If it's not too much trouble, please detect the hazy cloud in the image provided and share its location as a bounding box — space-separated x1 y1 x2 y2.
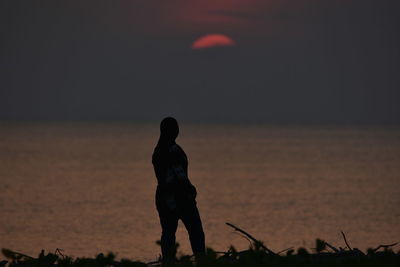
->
0 0 399 123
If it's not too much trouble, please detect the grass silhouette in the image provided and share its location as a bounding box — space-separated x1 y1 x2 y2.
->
2 223 399 267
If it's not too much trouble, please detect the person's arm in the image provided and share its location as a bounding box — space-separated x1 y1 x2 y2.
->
170 145 197 199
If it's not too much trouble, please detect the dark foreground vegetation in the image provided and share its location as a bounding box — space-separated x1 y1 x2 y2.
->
2 223 399 267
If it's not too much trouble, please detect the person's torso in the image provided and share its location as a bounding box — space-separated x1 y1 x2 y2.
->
153 143 197 209
152 143 189 188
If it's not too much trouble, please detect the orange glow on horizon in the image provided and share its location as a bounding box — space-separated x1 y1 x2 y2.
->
192 34 236 50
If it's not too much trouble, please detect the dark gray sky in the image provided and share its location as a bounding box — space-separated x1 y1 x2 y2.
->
1 0 399 123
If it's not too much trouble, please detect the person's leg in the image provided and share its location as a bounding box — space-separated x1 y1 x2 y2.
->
158 207 179 262
180 203 205 257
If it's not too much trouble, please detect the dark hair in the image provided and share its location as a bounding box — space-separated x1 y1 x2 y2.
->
160 117 179 141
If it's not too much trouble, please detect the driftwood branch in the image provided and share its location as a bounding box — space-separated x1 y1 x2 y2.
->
232 231 253 247
372 242 399 253
225 222 275 255
323 241 340 253
1 249 34 260
54 248 66 260
341 231 352 250
276 247 294 255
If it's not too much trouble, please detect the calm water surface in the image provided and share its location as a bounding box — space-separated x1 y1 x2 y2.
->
0 123 399 261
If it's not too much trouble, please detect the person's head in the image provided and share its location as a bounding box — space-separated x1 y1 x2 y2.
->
160 117 179 142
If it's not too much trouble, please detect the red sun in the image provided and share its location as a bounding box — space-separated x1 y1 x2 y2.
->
192 34 236 50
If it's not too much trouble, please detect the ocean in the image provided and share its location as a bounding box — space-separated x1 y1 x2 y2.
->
0 122 399 261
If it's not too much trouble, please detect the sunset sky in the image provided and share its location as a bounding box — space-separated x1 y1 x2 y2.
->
1 0 399 123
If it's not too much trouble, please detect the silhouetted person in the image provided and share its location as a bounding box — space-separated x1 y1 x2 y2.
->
152 117 205 262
